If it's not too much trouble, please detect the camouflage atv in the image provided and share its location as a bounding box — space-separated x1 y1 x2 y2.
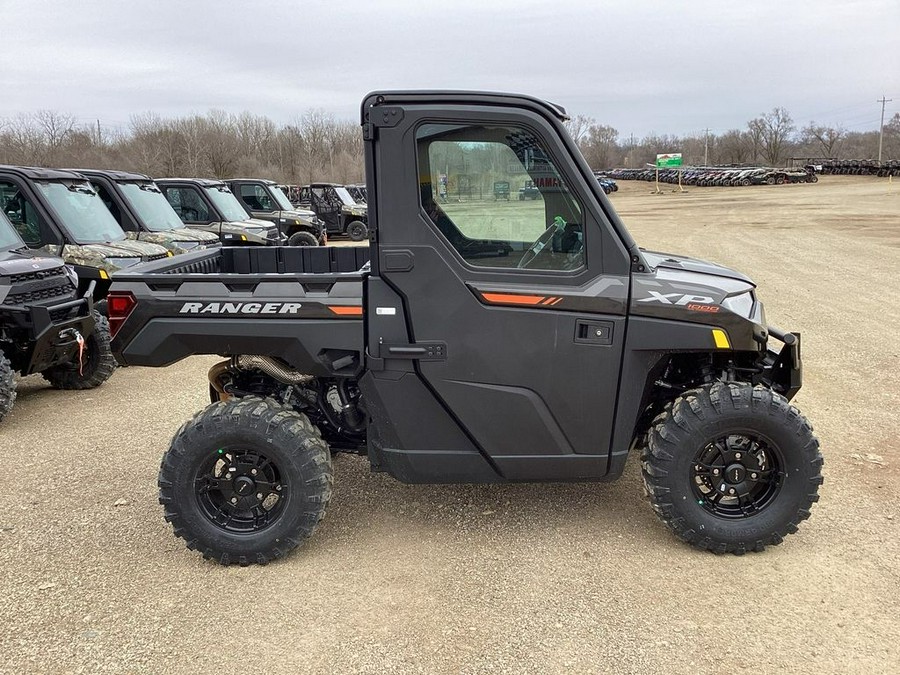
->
224 179 326 247
75 169 221 254
156 178 286 246
0 210 115 423
0 166 173 308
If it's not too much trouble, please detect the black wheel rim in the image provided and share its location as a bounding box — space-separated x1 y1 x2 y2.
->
194 447 288 533
690 433 784 519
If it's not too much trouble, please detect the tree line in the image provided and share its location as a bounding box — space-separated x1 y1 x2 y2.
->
0 106 898 184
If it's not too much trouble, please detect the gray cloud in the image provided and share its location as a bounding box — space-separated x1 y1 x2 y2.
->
2 0 897 136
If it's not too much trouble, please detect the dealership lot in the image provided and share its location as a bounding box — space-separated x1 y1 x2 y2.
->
2 176 898 674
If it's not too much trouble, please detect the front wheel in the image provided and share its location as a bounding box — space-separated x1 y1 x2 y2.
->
346 220 368 242
42 312 116 390
641 382 822 554
158 397 333 565
287 231 320 247
0 352 17 423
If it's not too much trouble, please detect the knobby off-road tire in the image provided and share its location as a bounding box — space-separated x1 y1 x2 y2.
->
347 220 368 242
158 397 333 566
0 352 16 423
641 382 823 554
287 230 319 247
42 311 116 390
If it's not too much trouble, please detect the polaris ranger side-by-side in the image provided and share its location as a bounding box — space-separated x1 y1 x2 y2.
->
224 178 326 247
0 211 115 422
156 178 286 246
75 169 221 254
0 165 173 307
109 91 822 565
298 183 369 241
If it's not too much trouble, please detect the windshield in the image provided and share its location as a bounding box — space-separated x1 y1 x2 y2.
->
37 181 126 244
204 186 250 222
0 211 25 251
119 182 184 232
268 185 295 211
333 187 356 206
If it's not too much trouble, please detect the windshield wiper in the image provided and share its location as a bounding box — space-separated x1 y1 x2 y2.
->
137 184 162 194
67 184 97 196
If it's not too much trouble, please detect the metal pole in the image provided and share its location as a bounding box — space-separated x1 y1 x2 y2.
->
877 96 892 164
704 128 709 166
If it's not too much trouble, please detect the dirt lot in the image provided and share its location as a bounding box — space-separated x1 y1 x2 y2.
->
3 176 899 674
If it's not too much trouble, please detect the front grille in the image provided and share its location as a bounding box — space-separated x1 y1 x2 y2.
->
6 282 73 306
8 266 67 284
147 252 169 261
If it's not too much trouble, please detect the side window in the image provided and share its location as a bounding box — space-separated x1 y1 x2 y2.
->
0 180 48 247
92 183 121 222
238 184 272 211
164 187 210 223
417 123 584 271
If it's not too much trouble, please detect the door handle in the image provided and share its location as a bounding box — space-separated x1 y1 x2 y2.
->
379 341 447 360
574 319 613 345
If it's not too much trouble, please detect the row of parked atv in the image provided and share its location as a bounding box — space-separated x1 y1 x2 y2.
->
0 165 371 425
606 166 818 187
815 159 900 176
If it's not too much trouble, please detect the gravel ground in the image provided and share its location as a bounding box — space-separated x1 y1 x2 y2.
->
2 176 898 674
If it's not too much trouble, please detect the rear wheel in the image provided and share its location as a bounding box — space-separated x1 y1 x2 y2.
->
287 231 319 247
347 220 368 242
0 353 16 423
641 382 822 554
42 311 116 390
158 397 332 565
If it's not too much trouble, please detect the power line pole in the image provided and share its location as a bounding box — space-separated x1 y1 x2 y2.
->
704 128 710 165
877 95 892 164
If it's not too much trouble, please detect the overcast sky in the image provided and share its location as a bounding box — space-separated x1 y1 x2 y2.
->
1 0 897 138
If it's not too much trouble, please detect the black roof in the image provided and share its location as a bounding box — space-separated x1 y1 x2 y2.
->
0 165 89 181
225 178 277 185
70 168 152 182
360 90 568 124
154 178 226 187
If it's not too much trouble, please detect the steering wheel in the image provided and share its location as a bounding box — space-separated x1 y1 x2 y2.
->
517 216 567 269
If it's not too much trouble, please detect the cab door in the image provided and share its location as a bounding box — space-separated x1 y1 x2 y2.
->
366 100 632 480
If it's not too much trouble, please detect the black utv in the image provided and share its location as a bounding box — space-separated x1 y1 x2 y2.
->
109 90 822 566
298 183 369 241
224 179 326 247
0 211 115 423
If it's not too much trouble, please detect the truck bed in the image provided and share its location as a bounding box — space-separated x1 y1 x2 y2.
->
110 246 370 375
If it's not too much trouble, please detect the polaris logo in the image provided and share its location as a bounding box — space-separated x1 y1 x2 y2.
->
638 292 715 306
179 302 303 315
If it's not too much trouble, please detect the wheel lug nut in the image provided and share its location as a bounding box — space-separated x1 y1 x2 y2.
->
729 488 736 495
256 493 263 500
275 485 282 492
751 472 758 479
251 469 257 475
735 453 742 460
712 469 720 476
230 497 238 504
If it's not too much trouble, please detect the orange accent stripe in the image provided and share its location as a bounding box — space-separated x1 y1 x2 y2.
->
540 297 555 305
481 292 546 306
328 305 363 316
549 297 563 306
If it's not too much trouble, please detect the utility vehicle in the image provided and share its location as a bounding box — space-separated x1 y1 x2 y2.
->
298 183 369 241
0 210 114 423
156 178 286 246
224 179 325 247
76 169 221 254
0 165 172 308
109 91 822 565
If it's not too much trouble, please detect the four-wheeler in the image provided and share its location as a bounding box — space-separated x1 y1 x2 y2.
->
156 178 286 246
224 178 326 247
75 169 221 254
518 179 541 200
108 90 822 566
0 210 115 423
0 165 173 308
297 183 369 241
493 181 511 200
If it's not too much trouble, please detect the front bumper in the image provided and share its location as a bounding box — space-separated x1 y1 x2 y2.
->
762 326 802 401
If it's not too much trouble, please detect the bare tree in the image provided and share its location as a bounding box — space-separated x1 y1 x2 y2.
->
564 114 594 145
758 107 795 166
801 123 846 158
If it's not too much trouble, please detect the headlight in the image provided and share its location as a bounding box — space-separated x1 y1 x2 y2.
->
721 291 755 318
175 241 200 250
105 257 142 270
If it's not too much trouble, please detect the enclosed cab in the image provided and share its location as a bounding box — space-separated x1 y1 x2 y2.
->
224 178 325 247
298 183 369 242
73 169 221 254
156 178 285 247
0 165 172 303
0 211 115 423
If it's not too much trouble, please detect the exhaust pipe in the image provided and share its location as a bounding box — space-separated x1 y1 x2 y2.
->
208 355 314 398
